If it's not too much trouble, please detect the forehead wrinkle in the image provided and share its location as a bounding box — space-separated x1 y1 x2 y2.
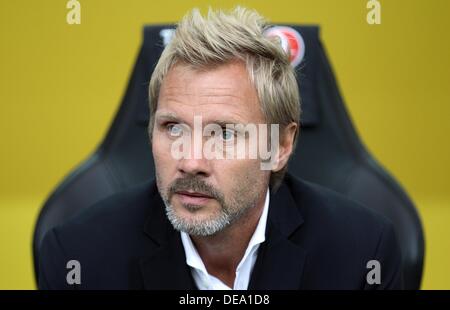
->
160 93 249 110
162 89 244 100
197 94 243 100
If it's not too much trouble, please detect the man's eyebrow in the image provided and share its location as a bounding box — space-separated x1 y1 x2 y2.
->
154 112 180 122
154 112 247 127
210 119 243 127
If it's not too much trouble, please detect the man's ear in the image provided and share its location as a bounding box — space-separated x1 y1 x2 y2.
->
272 122 298 172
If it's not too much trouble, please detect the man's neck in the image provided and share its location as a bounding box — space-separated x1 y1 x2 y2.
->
189 190 268 287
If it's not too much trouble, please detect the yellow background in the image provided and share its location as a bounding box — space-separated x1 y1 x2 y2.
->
1 0 449 289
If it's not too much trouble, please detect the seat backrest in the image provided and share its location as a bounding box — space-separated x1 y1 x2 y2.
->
33 25 424 289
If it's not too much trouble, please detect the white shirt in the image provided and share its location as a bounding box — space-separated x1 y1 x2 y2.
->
180 189 270 290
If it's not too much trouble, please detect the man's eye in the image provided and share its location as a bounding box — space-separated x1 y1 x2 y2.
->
221 129 235 141
167 124 182 137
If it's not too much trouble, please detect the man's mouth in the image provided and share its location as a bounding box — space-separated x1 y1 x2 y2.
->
175 190 214 206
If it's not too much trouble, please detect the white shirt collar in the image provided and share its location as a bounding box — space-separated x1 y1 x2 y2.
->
180 188 270 290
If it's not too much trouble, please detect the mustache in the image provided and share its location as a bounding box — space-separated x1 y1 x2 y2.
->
168 176 224 203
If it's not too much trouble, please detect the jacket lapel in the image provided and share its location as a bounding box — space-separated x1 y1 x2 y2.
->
249 179 307 289
139 232 197 290
139 183 197 290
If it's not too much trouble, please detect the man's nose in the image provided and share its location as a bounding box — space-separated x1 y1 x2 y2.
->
176 138 211 176
177 157 211 176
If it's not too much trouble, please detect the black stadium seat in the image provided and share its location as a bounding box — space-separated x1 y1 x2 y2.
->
33 25 425 289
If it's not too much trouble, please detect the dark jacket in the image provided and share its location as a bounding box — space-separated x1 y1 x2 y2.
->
38 173 403 289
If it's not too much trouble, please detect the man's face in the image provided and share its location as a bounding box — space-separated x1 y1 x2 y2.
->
152 61 271 236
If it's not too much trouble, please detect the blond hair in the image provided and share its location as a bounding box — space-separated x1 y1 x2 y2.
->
149 6 301 191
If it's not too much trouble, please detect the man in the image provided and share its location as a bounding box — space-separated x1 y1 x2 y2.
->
38 7 402 290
